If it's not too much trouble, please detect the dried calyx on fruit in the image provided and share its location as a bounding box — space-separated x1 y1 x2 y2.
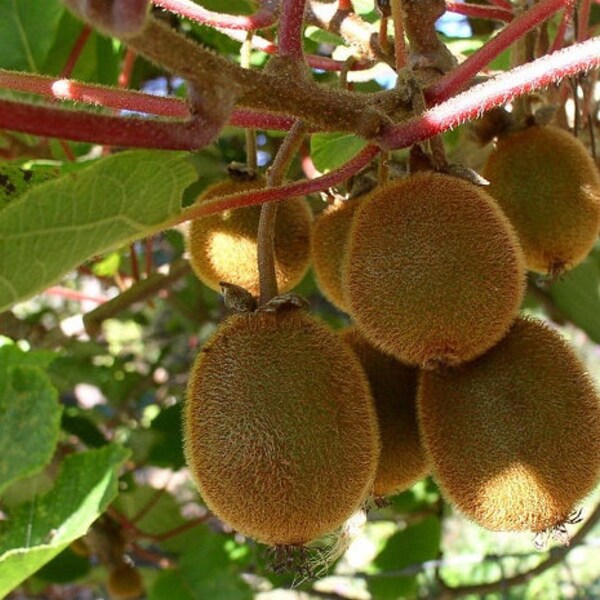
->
107 562 143 600
343 172 525 368
418 316 600 536
187 177 312 297
482 124 600 275
184 297 380 546
341 328 428 497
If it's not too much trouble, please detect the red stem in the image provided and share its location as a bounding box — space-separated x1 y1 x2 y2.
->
0 99 221 150
549 6 573 53
172 144 380 224
277 0 307 59
486 0 513 9
151 0 277 30
129 245 141 281
118 48 137 88
338 0 353 9
426 0 574 104
61 25 92 78
383 37 600 149
578 0 591 42
44 286 108 304
0 70 296 131
445 2 513 22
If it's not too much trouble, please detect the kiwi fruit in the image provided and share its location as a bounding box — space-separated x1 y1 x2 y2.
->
418 316 600 533
107 562 143 600
482 125 600 274
184 308 380 546
311 197 363 311
343 172 525 368
341 328 428 497
187 178 312 296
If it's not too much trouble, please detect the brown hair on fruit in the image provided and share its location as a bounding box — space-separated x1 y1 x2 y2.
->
418 316 600 533
187 178 312 296
107 562 143 600
482 125 600 274
341 328 428 497
311 197 363 312
184 308 380 546
343 172 525 368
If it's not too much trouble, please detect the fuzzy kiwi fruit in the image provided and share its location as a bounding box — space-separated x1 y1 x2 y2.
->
341 328 428 497
311 197 363 311
344 172 525 368
187 178 312 296
482 125 600 274
107 563 143 600
418 316 600 533
184 308 380 546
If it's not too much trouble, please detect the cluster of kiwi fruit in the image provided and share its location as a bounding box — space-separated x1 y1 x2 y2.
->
183 122 600 559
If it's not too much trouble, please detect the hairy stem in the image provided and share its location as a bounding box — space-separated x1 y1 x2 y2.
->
258 120 307 304
278 0 307 60
426 0 574 103
152 0 278 30
383 37 600 149
550 6 574 52
390 0 408 69
445 2 513 21
61 25 92 77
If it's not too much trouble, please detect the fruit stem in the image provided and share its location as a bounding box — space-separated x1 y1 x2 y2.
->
151 0 279 30
445 2 513 22
390 0 408 70
257 120 307 305
425 0 574 104
241 33 258 174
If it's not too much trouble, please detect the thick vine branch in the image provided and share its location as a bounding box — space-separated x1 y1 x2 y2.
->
278 0 307 60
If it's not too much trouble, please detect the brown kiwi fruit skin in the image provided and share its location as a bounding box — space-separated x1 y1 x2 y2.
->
107 563 143 600
343 172 526 369
418 316 600 533
187 178 312 296
341 328 428 497
482 125 600 274
184 309 380 546
311 197 363 311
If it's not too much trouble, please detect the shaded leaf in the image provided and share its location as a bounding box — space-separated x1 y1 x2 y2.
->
0 444 129 597
0 164 59 212
0 151 196 312
0 0 65 71
0 346 61 495
311 132 367 173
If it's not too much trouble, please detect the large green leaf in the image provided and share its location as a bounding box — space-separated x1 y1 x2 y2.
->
0 0 65 71
150 530 252 600
0 444 129 597
0 151 196 312
369 516 441 599
0 345 60 496
549 247 600 343
311 132 367 173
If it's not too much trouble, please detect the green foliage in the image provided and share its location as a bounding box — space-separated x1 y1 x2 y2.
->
0 0 64 71
0 344 61 495
0 150 196 312
0 444 129 596
311 132 368 173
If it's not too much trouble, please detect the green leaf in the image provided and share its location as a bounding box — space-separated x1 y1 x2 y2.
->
0 164 59 212
549 247 600 343
150 531 252 600
369 516 441 599
0 444 129 597
0 347 61 495
311 132 367 173
0 151 197 312
0 0 65 71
